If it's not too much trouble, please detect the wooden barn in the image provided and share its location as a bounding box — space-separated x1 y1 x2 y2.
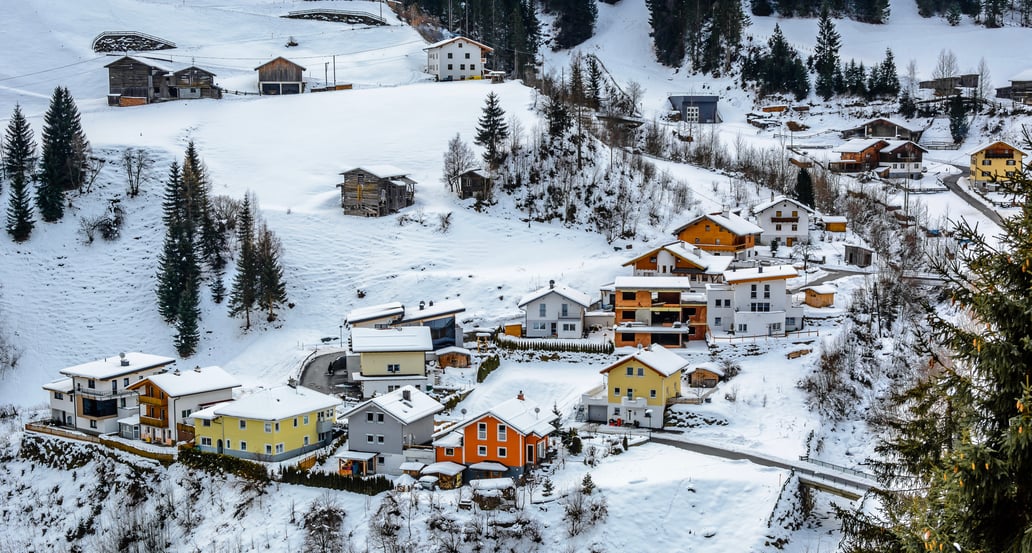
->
255 57 306 95
687 362 723 388
337 166 416 217
105 56 172 105
171 66 220 99
457 169 492 201
801 285 836 308
436 346 472 368
844 244 873 267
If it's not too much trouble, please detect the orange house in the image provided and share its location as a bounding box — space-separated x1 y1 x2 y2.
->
612 276 708 348
433 392 556 478
672 211 762 259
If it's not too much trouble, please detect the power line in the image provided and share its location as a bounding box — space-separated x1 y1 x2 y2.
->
0 56 108 83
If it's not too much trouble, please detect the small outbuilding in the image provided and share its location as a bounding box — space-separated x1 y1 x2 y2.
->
687 362 723 388
667 95 721 124
436 346 472 368
255 56 306 95
457 168 492 201
422 461 465 490
844 244 873 268
821 216 847 233
801 285 836 308
337 166 415 217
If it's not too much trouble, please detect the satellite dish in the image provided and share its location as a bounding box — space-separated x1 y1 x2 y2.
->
461 408 467 415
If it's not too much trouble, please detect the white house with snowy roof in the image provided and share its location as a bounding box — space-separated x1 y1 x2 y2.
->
346 299 465 349
423 36 493 82
350 327 434 398
338 385 444 475
122 365 241 444
45 352 176 435
517 280 592 338
751 195 814 247
706 265 804 337
621 240 733 283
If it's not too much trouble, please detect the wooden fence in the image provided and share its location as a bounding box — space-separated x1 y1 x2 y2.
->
25 422 176 464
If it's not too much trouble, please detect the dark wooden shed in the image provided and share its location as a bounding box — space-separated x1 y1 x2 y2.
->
255 57 306 95
171 66 220 99
457 169 492 201
105 55 172 105
337 166 416 217
844 244 874 268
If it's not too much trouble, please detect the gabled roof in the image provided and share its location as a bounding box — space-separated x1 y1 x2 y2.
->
194 385 340 421
172 65 217 77
450 396 556 438
613 275 698 291
752 195 815 215
833 138 889 153
424 35 494 52
104 55 172 72
879 140 928 154
850 117 921 133
351 327 433 352
968 140 1030 157
346 302 405 325
600 345 688 378
128 365 240 397
398 299 465 323
517 284 592 309
671 211 763 238
254 56 306 71
341 165 410 179
341 385 443 425
459 168 491 179
689 361 724 377
60 352 176 380
723 264 798 284
801 284 836 295
622 241 734 274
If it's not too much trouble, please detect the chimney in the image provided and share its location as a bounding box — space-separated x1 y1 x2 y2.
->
419 300 425 310
173 368 180 376
119 352 130 367
759 266 764 273
549 279 555 289
722 206 730 218
429 300 434 307
194 365 202 373
517 390 525 401
402 388 411 401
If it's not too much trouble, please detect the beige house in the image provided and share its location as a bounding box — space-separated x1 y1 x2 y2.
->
350 327 433 397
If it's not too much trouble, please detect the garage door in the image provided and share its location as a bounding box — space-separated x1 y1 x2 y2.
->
587 405 608 423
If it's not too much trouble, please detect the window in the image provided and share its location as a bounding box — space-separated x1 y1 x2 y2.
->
750 284 757 299
303 415 309 425
265 422 272 433
715 239 721 245
626 388 634 398
621 333 634 342
498 447 507 458
225 440 231 449
1007 159 1017 166
465 52 471 59
275 422 280 431
377 434 385 444
293 417 298 428
447 52 453 59
982 159 992 165
791 211 798 217
366 434 374 443
694 238 700 244
764 284 771 299
460 64 466 70
532 322 547 330
650 389 657 398
723 299 731 307
714 317 722 326
684 106 700 122
89 419 97 429
497 424 507 441
239 420 246 430
123 378 129 387
771 322 783 332
445 447 455 456
982 171 991 177
750 303 771 312
202 419 211 427
240 441 247 451
613 407 621 416
791 224 798 231
303 436 310 446
786 317 796 327
775 210 782 217
447 64 453 70
200 437 212 446
637 368 644 377
626 367 634 376
377 413 385 423
562 323 576 332
378 456 386 465
614 387 620 396
561 303 569 317
470 64 475 70
88 379 96 389
705 224 711 231
622 291 636 301
737 323 748 333
181 409 191 419
775 224 782 231
265 444 273 454
387 364 400 373
53 391 63 400
120 397 127 408
366 412 374 422
275 443 284 454
477 445 487 456
477 422 487 439
539 303 547 317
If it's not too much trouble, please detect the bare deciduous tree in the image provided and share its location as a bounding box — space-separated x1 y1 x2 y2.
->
122 148 151 197
441 133 476 193
932 49 959 81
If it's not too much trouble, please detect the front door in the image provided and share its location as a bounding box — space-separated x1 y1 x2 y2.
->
787 237 795 246
217 439 223 454
527 444 535 464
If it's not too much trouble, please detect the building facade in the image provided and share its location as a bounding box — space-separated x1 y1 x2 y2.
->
517 281 592 339
424 36 493 82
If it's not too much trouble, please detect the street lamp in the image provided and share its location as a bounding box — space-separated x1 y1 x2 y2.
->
339 324 344 348
644 409 653 439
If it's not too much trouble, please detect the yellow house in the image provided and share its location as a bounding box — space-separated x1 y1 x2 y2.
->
595 345 688 429
350 327 433 398
191 385 340 462
969 140 1028 188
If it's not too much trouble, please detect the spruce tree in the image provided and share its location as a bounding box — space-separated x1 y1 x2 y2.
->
255 222 288 323
586 55 603 110
647 0 688 67
474 92 509 171
3 105 37 189
38 86 88 200
182 141 225 272
948 95 969 142
155 161 202 327
794 168 815 208
228 194 258 329
750 0 774 16
899 90 917 119
813 7 842 101
842 172 1032 553
174 276 201 357
555 0 597 49
7 171 34 242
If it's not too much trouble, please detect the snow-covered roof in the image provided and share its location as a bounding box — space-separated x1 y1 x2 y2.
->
342 165 410 179
117 414 140 426
399 461 426 472
623 241 734 274
752 195 814 215
346 302 404 325
820 215 847 223
423 35 493 52
397 299 465 323
60 352 176 380
1010 68 1032 82
967 140 1030 157
351 327 433 352
131 365 240 397
201 385 340 421
614 275 698 291
672 211 763 237
432 430 463 448
879 140 928 154
517 283 592 309
435 346 472 356
801 284 836 295
459 168 491 179
42 378 73 393
833 138 888 153
104 55 173 72
456 396 556 437
469 461 509 472
723 265 798 284
254 56 305 71
335 450 376 461
851 117 920 132
602 345 689 377
422 461 465 476
689 361 724 377
341 385 443 425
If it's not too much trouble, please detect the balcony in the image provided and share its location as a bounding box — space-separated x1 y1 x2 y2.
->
317 420 335 434
984 151 1015 159
138 395 166 406
770 217 799 223
140 415 169 428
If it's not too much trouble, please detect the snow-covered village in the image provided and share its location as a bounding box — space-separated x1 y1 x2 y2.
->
0 0 1030 551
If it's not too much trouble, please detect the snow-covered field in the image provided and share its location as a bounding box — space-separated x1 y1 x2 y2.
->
0 0 1026 550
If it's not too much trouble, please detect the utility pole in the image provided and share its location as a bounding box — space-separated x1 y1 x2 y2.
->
333 55 336 86
324 62 328 87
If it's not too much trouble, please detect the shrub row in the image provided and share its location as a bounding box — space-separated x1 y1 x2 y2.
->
496 335 614 354
280 465 392 495
177 446 270 482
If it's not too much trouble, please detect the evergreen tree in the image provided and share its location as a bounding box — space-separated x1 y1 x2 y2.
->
545 96 572 139
945 2 962 24
702 0 748 76
6 171 34 242
38 86 88 203
948 95 969 142
898 90 917 119
569 56 587 106
228 194 258 329
581 473 596 495
794 168 815 208
182 141 225 273
474 92 509 170
586 55 603 110
155 161 202 327
3 105 37 189
868 48 900 98
750 0 774 16
842 173 1032 553
813 7 842 100
541 476 555 497
555 0 597 49
255 222 288 323
647 0 689 67
982 0 1006 27
174 273 201 357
